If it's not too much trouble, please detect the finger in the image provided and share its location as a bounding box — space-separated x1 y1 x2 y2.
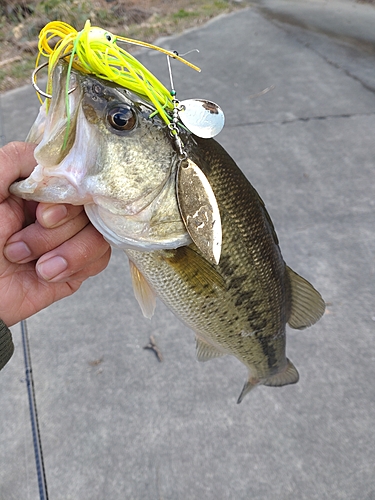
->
35 223 111 282
36 203 84 228
0 142 37 202
49 247 112 284
4 211 90 264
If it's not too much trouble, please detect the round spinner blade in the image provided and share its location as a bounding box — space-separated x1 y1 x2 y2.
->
178 99 225 138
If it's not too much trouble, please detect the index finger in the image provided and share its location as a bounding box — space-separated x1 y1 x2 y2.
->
0 142 37 203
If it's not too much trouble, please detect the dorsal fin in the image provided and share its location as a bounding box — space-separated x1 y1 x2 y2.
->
196 336 226 362
287 266 325 329
128 259 156 319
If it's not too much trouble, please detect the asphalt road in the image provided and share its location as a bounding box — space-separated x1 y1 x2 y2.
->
1 1 375 498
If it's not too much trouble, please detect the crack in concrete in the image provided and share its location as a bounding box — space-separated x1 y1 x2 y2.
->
256 6 375 95
227 111 375 128
289 33 375 95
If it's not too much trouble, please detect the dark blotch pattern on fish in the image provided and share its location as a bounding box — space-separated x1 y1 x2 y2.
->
235 291 256 308
258 337 278 370
228 275 247 290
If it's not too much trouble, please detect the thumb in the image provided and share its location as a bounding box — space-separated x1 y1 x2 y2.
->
0 142 37 203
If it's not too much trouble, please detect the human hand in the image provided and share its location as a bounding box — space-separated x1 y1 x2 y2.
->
0 141 111 326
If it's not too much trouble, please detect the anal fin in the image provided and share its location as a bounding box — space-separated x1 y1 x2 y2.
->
196 336 226 362
287 266 325 329
263 358 299 387
128 259 156 319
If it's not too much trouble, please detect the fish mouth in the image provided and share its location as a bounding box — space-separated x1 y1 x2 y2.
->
10 63 98 204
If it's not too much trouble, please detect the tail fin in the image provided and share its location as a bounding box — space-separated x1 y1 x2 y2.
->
237 359 299 403
263 359 299 387
237 376 260 404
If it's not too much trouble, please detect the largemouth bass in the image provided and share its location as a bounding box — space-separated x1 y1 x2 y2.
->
11 63 325 403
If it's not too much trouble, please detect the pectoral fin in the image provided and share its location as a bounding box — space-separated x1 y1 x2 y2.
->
0 322 14 371
128 259 156 319
166 245 226 294
287 266 325 329
196 336 226 362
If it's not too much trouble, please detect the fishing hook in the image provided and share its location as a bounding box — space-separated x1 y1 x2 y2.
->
32 56 77 99
31 61 52 99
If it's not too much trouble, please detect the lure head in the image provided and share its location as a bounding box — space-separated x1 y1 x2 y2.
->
87 27 116 44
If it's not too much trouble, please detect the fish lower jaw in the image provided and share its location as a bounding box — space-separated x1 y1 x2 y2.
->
10 175 90 204
84 203 191 251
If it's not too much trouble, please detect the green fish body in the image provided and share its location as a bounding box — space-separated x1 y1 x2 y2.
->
126 137 325 403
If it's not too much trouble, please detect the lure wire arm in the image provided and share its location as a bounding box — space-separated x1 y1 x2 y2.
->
166 54 187 159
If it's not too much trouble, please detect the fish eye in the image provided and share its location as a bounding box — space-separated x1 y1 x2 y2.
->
107 106 136 132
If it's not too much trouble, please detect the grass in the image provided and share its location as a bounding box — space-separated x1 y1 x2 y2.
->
4 58 35 79
0 0 246 92
173 9 199 20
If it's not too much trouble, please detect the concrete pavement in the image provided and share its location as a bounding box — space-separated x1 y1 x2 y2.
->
1 2 375 498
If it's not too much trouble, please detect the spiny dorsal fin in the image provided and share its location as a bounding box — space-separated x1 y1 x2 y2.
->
287 266 325 330
196 336 226 362
128 259 156 319
263 359 299 387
